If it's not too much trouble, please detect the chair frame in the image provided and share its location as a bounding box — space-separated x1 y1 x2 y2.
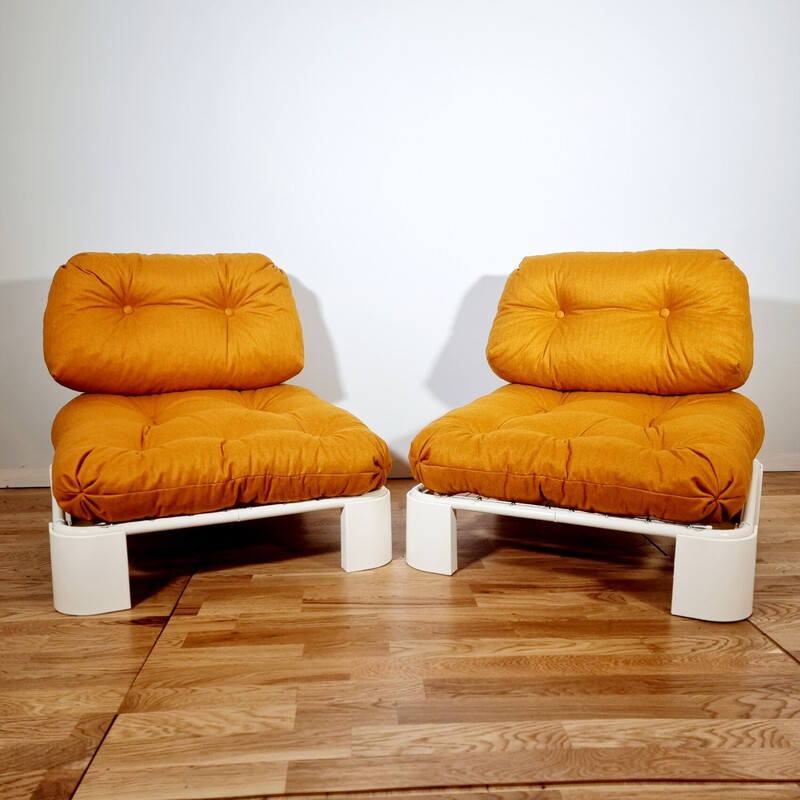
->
406 460 763 622
50 475 392 615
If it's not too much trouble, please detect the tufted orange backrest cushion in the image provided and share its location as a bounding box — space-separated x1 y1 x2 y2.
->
486 249 754 395
44 252 304 394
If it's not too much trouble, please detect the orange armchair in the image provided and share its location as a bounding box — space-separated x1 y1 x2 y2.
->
44 253 392 615
407 250 764 622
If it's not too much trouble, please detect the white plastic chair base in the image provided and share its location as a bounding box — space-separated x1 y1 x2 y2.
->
50 524 131 615
49 485 393 616
406 461 763 623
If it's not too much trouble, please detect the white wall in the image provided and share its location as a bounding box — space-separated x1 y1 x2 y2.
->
2 0 799 484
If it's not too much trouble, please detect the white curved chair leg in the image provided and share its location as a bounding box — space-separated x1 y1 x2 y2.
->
340 487 393 572
671 530 757 622
49 524 131 615
672 461 761 622
405 489 458 575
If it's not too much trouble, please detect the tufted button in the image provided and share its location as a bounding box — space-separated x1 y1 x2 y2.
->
123 305 133 315
224 307 234 317
555 309 565 319
659 308 670 318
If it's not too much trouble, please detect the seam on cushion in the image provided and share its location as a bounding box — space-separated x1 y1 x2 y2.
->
675 446 722 502
453 423 481 436
65 470 383 499
496 412 551 430
285 412 309 434
417 463 732 503
538 318 561 356
70 264 120 299
576 418 609 437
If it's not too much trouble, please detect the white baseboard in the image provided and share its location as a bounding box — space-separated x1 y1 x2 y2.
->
761 454 800 471
0 468 50 488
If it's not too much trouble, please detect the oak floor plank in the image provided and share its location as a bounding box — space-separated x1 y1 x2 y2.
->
284 747 800 792
118 683 297 714
348 717 800 757
387 637 653 657
346 650 800 681
396 692 800 724
90 722 349 769
71 760 288 800
0 771 45 800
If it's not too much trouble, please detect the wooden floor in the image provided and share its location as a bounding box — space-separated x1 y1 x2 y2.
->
1 476 800 800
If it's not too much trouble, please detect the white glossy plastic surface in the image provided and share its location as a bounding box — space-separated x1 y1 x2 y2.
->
405 461 763 622
672 460 762 622
671 528 758 622
340 488 393 572
49 524 131 615
49 484 393 615
405 488 457 575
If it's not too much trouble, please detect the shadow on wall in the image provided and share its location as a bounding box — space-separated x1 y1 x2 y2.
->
0 278 76 483
747 298 800 470
285 275 344 403
389 274 507 477
425 274 506 409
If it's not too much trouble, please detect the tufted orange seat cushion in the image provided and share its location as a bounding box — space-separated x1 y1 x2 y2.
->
52 385 390 522
44 252 304 394
410 384 764 524
487 249 753 394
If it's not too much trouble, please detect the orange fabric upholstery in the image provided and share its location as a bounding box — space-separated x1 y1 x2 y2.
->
44 252 304 395
52 385 390 522
411 249 764 525
487 249 754 394
46 252 391 525
410 385 764 524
